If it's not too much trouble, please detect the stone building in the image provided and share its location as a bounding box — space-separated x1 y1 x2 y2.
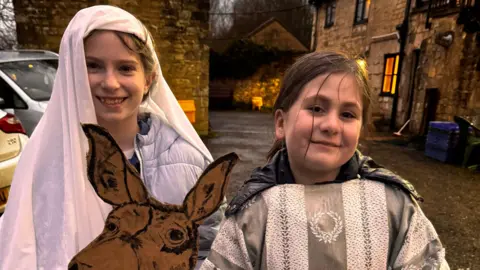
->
12 0 211 135
247 17 310 53
209 17 310 111
312 0 480 135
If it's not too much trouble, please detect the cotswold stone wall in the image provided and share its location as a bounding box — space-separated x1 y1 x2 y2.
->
12 0 211 134
314 0 369 56
407 14 476 132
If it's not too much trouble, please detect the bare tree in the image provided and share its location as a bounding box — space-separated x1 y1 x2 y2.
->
210 0 313 49
210 0 236 38
0 0 17 50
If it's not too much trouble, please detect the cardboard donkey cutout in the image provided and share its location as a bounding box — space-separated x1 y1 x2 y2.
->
68 124 238 270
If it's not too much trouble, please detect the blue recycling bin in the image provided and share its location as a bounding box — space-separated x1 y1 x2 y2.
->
424 121 460 163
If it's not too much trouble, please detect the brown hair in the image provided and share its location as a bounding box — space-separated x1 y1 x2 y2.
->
266 51 372 161
85 27 158 102
114 30 157 102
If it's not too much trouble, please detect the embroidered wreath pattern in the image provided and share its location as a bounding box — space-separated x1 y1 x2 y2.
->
309 211 344 244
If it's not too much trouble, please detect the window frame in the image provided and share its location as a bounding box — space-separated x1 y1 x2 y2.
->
380 53 400 97
324 1 336 28
0 77 28 110
354 0 370 25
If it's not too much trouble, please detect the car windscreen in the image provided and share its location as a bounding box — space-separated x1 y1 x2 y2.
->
0 59 58 101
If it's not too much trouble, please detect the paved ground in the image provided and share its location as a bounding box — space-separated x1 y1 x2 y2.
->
203 110 276 200
203 110 480 270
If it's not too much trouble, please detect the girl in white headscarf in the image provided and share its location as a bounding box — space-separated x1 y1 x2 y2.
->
0 5 221 269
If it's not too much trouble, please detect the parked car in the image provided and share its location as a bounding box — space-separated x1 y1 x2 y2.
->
0 107 29 215
0 50 58 136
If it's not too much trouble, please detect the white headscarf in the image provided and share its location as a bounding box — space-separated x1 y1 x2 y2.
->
0 5 213 269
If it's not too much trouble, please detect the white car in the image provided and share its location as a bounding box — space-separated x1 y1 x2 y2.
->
0 108 29 215
0 50 58 136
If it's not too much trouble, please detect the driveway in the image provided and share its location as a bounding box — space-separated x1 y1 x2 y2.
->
203 110 275 200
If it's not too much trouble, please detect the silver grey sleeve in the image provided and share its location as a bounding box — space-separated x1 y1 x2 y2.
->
388 194 450 270
201 194 267 270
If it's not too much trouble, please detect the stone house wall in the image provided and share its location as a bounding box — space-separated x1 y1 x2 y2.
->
315 0 369 56
406 11 480 132
12 0 211 134
210 17 306 112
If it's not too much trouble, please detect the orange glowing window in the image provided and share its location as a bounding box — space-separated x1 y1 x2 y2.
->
382 54 400 95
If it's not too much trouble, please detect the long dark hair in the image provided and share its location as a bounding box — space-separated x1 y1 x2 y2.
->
266 51 372 161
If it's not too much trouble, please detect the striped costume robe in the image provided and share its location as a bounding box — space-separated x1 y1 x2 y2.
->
201 150 449 270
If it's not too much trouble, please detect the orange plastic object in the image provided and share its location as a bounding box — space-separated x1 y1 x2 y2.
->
178 100 196 124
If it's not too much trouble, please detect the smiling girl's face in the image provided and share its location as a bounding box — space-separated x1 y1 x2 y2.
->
274 72 363 183
84 30 153 127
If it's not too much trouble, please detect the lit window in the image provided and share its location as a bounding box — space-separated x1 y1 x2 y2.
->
381 54 400 96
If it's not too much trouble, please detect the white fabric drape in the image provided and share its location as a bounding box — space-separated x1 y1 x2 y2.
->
0 5 212 269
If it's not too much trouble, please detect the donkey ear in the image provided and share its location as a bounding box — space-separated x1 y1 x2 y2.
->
82 124 148 206
184 152 238 223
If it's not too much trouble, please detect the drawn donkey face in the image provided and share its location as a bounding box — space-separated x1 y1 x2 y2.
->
68 124 238 270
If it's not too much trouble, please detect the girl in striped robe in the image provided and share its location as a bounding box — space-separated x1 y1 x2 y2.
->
201 51 449 270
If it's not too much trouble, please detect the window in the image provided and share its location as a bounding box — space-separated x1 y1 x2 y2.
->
325 1 336 28
0 78 27 109
415 0 429 8
381 54 400 96
354 0 370 24
0 59 57 102
416 0 461 9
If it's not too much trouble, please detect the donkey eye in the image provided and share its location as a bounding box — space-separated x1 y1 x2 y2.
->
106 222 118 232
168 229 185 243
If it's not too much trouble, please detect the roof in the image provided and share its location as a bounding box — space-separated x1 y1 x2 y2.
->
209 17 309 53
0 50 58 63
245 17 286 38
245 17 309 52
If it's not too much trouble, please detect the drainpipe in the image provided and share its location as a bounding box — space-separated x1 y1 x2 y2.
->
310 1 320 52
425 0 433 29
390 0 413 130
406 48 420 126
